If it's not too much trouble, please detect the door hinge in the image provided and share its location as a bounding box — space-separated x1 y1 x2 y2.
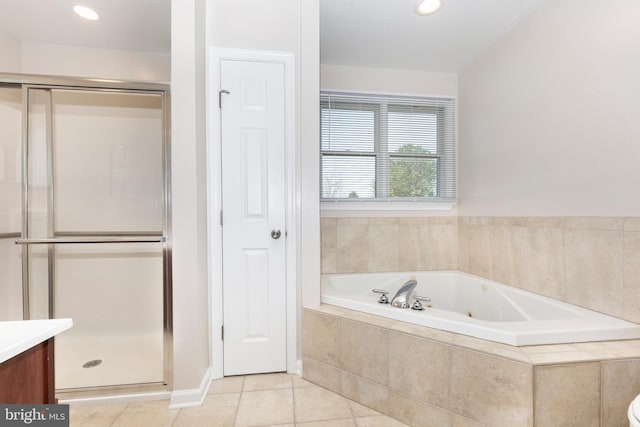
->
219 89 230 109
221 325 224 341
220 210 223 226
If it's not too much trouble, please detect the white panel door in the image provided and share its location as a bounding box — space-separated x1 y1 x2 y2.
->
221 59 287 375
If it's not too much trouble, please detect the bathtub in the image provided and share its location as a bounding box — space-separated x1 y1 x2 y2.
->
321 271 640 346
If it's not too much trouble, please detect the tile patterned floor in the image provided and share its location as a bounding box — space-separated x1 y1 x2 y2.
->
69 373 410 427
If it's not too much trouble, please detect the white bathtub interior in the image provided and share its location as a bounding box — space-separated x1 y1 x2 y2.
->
322 271 640 346
0 83 167 392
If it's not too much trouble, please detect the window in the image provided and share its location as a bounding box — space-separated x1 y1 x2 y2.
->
320 91 456 204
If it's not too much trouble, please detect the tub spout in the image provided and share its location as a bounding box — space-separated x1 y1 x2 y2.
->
391 279 417 308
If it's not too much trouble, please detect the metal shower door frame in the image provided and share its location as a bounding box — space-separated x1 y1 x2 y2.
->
0 73 173 390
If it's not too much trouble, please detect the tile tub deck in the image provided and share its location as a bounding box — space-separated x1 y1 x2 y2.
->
302 304 640 427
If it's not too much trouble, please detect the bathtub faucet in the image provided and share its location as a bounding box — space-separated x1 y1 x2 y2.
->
391 279 417 308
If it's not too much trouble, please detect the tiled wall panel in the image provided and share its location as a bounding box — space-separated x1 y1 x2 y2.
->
321 216 640 323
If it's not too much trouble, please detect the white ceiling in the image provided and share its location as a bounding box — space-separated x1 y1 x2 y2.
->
0 0 546 71
0 0 170 53
321 0 548 72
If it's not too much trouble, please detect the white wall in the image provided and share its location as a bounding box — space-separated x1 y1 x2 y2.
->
321 64 458 97
458 0 640 216
0 34 170 81
208 0 300 53
21 42 170 82
0 28 21 73
170 0 211 395
299 1 321 308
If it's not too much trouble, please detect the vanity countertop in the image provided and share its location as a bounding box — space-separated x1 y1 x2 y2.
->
0 319 73 364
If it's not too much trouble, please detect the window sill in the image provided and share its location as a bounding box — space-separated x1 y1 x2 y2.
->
320 201 456 217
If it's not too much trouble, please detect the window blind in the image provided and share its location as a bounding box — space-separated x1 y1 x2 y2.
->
320 91 456 203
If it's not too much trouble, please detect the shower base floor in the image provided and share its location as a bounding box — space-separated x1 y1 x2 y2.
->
55 332 163 390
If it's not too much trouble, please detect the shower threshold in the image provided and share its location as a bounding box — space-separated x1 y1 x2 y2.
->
57 382 169 403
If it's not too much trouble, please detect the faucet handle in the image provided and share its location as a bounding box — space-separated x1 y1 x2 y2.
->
371 289 390 304
411 295 431 311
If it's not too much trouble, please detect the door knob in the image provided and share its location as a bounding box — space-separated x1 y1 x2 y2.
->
271 229 282 240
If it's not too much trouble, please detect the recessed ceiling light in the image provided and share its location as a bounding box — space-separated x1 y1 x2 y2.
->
73 5 100 21
414 0 443 16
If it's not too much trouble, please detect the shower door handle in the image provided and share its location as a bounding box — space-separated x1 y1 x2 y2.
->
15 236 167 245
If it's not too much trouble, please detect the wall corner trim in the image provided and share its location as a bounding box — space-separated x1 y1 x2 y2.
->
168 367 212 409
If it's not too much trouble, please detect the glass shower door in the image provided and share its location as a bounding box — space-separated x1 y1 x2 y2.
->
0 85 23 321
20 87 169 391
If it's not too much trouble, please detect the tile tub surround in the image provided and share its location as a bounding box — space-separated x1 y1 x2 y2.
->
302 305 640 427
320 216 640 324
321 217 458 274
458 217 640 324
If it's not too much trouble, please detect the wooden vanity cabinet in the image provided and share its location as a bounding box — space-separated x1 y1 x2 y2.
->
0 338 55 404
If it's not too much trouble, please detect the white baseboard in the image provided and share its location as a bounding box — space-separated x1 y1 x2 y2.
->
168 367 212 409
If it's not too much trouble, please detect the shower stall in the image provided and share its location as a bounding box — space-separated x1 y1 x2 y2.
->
0 74 171 397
